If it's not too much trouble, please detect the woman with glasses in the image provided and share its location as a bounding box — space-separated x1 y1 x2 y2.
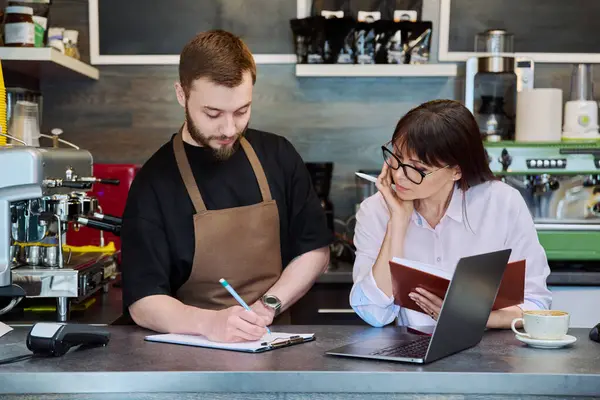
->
350 99 552 329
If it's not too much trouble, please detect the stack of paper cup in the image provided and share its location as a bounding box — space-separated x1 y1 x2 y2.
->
515 88 563 142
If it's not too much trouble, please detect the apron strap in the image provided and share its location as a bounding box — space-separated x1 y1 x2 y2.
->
173 129 207 213
240 137 272 201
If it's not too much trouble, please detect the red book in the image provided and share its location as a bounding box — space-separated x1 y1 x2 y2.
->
389 257 525 312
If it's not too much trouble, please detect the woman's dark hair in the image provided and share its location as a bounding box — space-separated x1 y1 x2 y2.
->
390 99 496 192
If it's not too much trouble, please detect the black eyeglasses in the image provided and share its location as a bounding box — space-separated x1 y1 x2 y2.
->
381 146 449 185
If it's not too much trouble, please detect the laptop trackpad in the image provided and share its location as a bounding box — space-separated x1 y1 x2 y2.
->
328 333 428 357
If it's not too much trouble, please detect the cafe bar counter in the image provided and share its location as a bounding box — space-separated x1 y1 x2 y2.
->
0 325 599 399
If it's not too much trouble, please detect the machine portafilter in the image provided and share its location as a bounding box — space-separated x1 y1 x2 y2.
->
43 178 120 190
92 212 122 225
76 213 122 236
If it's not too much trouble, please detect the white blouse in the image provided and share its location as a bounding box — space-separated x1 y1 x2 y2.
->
350 180 552 327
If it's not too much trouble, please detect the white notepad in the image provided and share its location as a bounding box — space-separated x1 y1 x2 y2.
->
145 332 315 353
0 321 13 338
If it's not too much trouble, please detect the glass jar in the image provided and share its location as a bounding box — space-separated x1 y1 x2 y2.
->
63 29 80 60
4 6 35 47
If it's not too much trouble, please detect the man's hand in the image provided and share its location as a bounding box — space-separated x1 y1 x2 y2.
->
251 300 276 326
203 306 269 343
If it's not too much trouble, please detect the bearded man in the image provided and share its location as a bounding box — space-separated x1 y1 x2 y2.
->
120 30 332 343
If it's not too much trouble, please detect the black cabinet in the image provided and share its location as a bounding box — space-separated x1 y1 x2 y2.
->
290 283 368 325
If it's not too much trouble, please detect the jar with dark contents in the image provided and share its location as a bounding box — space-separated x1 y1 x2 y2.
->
4 6 35 47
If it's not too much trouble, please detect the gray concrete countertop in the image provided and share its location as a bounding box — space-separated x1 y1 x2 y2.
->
0 325 599 398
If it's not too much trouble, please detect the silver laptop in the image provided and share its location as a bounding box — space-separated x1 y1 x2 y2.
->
326 249 512 364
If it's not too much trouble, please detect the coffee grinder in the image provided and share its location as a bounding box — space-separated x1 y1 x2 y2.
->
465 29 535 141
305 162 334 233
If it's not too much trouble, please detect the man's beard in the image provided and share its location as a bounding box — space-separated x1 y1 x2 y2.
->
185 105 248 161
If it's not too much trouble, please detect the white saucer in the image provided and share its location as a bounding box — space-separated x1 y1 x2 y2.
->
515 334 577 349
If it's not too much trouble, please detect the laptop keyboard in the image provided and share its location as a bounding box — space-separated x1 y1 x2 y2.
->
369 336 431 358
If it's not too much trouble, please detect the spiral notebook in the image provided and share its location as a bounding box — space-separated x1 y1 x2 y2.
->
145 332 315 353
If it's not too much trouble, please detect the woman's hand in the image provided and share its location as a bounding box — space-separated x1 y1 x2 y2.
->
486 306 524 329
410 288 524 329
409 288 442 320
376 162 414 226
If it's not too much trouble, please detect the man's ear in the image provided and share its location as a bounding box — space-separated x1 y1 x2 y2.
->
174 82 186 108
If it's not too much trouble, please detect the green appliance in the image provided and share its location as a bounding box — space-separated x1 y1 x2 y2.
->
484 141 600 261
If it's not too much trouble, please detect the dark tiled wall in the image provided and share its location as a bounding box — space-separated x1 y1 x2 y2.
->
26 0 599 219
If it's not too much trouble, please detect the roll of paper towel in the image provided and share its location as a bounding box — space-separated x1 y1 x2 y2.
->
515 88 563 142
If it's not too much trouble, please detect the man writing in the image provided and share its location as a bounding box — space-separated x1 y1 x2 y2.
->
121 30 332 343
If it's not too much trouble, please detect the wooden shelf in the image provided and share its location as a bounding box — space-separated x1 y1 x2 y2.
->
295 63 458 77
0 47 99 80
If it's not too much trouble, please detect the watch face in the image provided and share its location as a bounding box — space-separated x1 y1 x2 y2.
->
264 296 278 306
263 296 279 307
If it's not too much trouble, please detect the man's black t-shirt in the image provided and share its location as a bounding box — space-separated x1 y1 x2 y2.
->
120 128 333 310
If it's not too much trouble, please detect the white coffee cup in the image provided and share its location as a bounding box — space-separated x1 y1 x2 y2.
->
511 310 570 340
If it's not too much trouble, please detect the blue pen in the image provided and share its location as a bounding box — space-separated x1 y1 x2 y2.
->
219 278 271 334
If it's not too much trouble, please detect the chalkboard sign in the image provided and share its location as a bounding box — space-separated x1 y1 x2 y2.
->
92 0 297 63
439 0 600 62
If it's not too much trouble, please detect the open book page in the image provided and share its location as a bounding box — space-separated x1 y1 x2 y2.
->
391 257 453 280
145 332 314 352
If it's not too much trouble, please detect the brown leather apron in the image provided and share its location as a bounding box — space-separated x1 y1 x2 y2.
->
172 130 290 323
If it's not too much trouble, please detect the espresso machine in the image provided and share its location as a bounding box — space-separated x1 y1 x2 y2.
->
0 145 122 322
465 29 535 141
485 142 600 269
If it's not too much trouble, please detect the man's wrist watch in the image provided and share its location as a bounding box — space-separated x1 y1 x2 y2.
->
261 294 282 317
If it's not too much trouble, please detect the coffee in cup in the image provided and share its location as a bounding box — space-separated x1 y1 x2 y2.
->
511 310 570 340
